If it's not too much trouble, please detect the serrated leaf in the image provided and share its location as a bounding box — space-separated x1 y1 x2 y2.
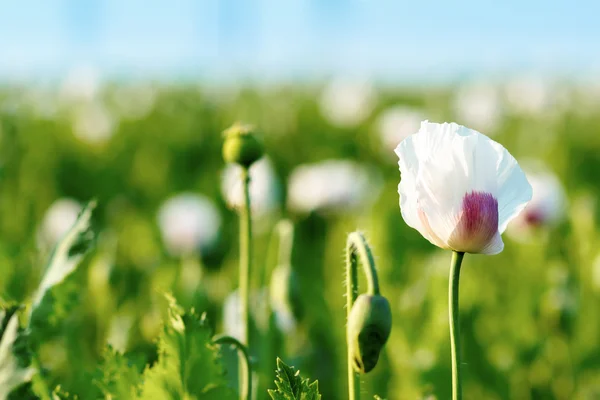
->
268 358 321 400
92 346 142 399
29 201 96 320
0 315 35 400
137 295 236 400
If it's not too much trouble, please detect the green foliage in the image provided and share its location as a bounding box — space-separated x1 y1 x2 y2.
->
268 358 321 400
0 314 34 400
137 295 236 400
92 347 142 399
29 201 96 317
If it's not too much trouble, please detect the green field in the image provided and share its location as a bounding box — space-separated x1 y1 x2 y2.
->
0 79 599 399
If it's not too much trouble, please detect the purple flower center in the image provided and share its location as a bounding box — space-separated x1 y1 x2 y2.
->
449 191 499 253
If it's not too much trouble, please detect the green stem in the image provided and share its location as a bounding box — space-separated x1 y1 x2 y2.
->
214 335 252 400
239 167 252 397
345 232 380 400
449 251 465 400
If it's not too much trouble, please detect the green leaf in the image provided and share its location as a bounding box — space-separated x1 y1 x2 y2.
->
29 201 96 322
137 295 236 400
0 314 35 400
268 358 321 400
92 346 142 399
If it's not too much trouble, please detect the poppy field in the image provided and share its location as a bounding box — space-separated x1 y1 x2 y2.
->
0 77 599 399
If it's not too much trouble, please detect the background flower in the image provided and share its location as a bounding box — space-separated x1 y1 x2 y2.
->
287 159 381 215
157 193 222 257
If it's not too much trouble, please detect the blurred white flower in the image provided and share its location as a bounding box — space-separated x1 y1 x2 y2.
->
60 65 101 104
319 78 376 128
395 121 532 254
112 84 157 120
592 254 600 293
39 198 82 248
504 77 554 115
157 193 222 257
221 157 280 218
106 313 134 352
453 82 503 134
223 288 268 341
72 102 116 144
287 159 381 214
376 106 425 153
507 162 566 236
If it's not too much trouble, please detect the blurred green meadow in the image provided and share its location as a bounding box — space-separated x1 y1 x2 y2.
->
1 77 600 399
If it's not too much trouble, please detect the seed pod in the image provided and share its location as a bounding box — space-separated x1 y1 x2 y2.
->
222 123 264 167
347 294 392 373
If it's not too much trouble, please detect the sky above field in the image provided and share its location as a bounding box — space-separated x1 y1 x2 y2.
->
1 0 599 83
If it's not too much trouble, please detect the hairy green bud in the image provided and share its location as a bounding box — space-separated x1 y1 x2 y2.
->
222 122 264 167
347 294 392 373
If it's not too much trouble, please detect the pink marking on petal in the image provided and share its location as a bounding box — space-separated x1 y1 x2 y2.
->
448 191 499 253
417 207 447 249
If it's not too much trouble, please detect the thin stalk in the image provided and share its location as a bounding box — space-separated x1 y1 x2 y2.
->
214 335 252 400
345 232 380 400
239 167 252 398
449 251 465 400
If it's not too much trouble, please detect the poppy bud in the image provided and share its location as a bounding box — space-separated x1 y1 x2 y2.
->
222 123 264 168
347 294 392 373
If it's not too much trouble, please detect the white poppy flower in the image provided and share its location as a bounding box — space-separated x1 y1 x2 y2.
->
376 105 425 153
319 78 376 128
72 101 116 144
39 198 82 248
507 162 566 235
504 77 554 115
287 160 381 214
157 193 221 257
453 82 503 134
221 157 280 218
395 121 532 255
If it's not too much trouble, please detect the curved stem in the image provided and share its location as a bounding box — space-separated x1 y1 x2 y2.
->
214 335 252 400
239 167 252 398
449 251 465 400
346 232 380 296
345 231 380 400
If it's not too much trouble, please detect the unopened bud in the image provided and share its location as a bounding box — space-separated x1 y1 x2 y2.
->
347 294 392 373
222 123 264 167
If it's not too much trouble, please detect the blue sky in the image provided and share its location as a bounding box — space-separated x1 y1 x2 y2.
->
1 0 599 83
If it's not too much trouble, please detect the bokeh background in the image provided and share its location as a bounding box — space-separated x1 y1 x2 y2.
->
1 1 600 399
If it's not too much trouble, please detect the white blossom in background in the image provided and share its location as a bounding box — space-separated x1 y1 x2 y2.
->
376 105 425 153
60 65 101 104
319 78 376 128
453 82 503 134
507 162 566 237
72 102 116 144
287 160 381 214
157 193 222 257
106 314 134 352
112 84 157 120
504 77 555 115
221 157 280 218
223 288 268 341
592 253 600 294
39 198 82 248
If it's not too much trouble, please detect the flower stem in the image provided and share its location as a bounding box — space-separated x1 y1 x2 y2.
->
214 335 252 400
449 251 465 400
239 167 252 398
345 232 380 400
